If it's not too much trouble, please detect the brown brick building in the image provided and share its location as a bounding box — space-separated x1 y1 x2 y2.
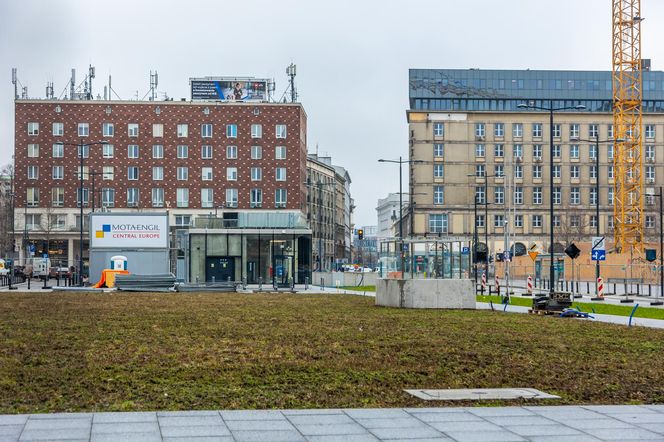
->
13 99 311 281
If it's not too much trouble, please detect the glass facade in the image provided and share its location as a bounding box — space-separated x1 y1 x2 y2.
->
409 69 664 113
188 230 312 285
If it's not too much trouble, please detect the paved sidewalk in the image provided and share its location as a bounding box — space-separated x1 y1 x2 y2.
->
2 405 664 441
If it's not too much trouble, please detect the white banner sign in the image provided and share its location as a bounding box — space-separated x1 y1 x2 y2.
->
90 215 168 249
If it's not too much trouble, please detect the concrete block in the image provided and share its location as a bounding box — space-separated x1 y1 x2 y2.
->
375 278 475 309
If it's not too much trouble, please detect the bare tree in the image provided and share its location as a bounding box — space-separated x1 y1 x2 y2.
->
0 164 14 258
554 207 591 247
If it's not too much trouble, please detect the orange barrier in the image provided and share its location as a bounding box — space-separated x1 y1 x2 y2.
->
93 269 130 288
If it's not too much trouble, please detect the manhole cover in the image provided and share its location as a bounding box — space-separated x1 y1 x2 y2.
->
405 388 559 401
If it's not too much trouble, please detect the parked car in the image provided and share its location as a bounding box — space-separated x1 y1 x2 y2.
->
49 267 71 279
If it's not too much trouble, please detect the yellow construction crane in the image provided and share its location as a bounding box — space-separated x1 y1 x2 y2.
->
612 0 644 253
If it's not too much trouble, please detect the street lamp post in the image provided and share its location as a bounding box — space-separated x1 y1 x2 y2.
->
378 157 423 277
55 140 107 286
518 102 585 296
573 136 622 297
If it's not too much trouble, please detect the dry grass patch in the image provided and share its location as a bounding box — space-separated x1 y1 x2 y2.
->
1 292 663 413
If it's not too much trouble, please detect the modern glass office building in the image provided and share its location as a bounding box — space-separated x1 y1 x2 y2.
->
409 68 664 113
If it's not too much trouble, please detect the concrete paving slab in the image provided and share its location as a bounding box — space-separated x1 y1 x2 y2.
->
91 422 159 434
528 436 602 442
231 430 305 442
163 438 233 442
295 423 368 436
403 408 469 414
281 409 344 416
28 414 92 420
528 409 607 421
286 414 355 426
90 432 161 442
355 417 432 429
368 426 444 440
582 405 656 414
582 427 664 440
163 437 232 442
23 419 90 431
636 422 664 434
503 424 583 437
19 427 91 440
306 435 381 442
220 410 285 421
0 416 27 426
159 425 231 438
226 420 295 431
484 415 559 426
0 425 22 437
406 388 559 401
466 407 536 417
93 412 157 423
611 412 664 424
564 418 636 430
157 415 224 427
428 421 503 433
156 410 220 417
409 412 484 423
443 430 526 442
345 409 411 419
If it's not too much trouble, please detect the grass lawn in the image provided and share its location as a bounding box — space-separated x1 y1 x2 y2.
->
339 286 376 292
2 292 664 414
477 294 664 320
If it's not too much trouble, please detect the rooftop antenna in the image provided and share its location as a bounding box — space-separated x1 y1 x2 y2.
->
286 63 297 103
21 86 28 99
267 78 276 102
45 81 54 99
149 70 158 101
70 68 76 100
11 68 18 100
87 65 95 100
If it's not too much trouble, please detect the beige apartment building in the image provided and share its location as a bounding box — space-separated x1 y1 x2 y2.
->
407 69 664 258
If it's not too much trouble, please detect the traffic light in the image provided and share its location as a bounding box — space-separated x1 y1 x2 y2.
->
358 229 364 240
646 249 657 262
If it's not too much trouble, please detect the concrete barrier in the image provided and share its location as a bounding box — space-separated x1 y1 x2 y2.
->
312 272 377 287
376 278 475 309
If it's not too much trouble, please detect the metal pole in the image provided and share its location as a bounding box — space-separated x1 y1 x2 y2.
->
473 196 478 286
549 105 555 296
79 140 84 286
318 180 323 272
484 174 488 278
596 136 600 295
659 186 664 296
399 156 404 276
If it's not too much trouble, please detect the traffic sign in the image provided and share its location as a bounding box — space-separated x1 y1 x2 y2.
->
461 246 470 255
528 251 539 261
503 251 511 262
592 236 606 252
591 249 606 261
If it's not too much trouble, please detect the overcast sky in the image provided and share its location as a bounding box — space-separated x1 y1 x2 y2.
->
2 0 664 227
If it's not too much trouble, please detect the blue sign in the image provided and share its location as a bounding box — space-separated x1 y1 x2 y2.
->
42 253 48 259
503 251 512 261
462 247 470 255
591 250 606 261
403 244 409 252
28 244 36 253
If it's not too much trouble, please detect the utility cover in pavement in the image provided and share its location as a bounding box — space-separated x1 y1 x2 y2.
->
405 388 560 401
